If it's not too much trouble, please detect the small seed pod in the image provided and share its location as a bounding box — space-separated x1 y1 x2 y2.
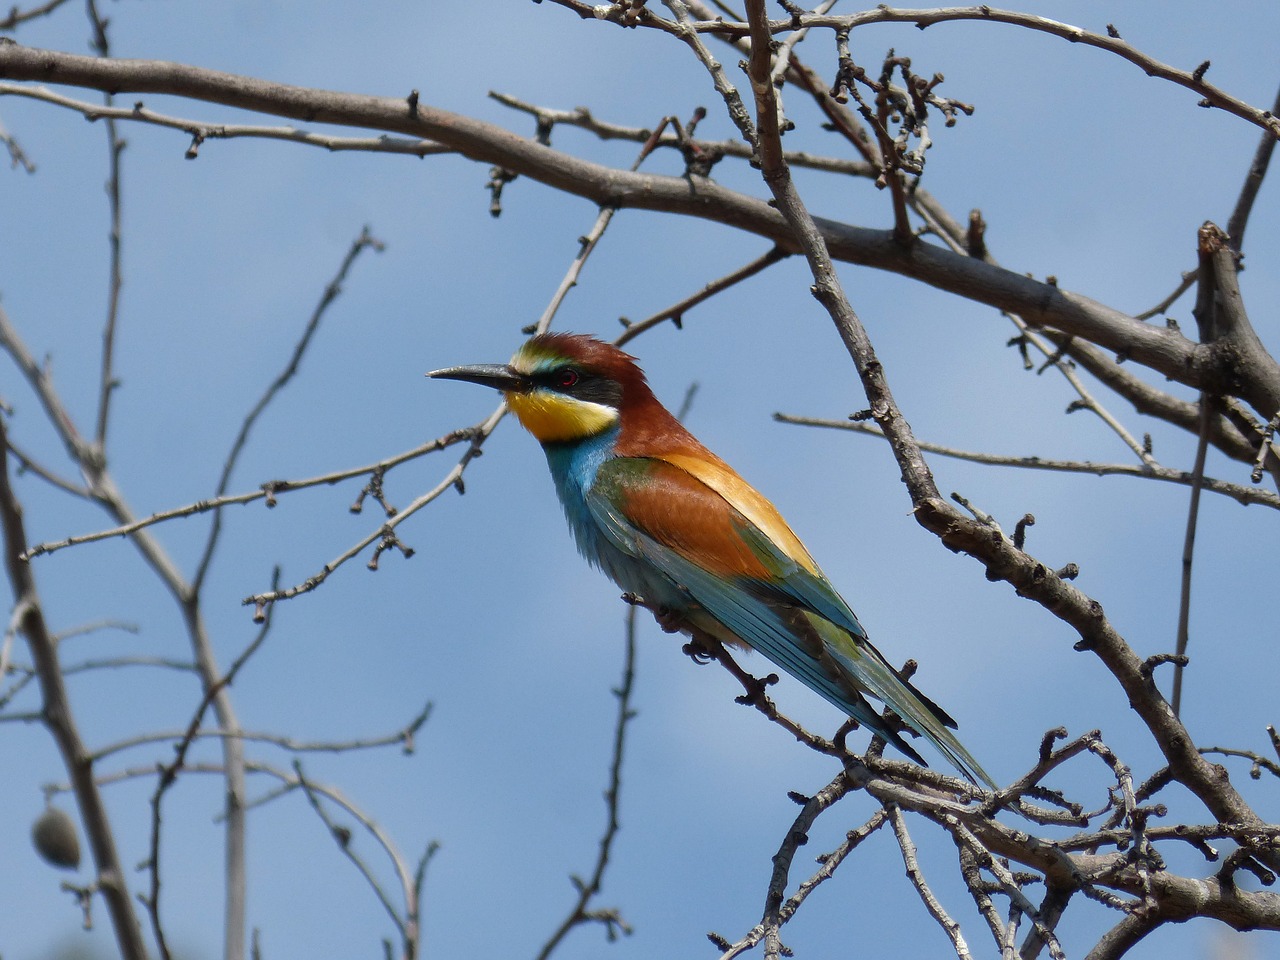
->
32 806 81 870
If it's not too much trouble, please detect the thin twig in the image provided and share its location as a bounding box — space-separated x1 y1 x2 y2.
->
0 0 72 29
85 752 436 959
925 231 1158 468
241 414 499 614
295 759 418 956
953 837 1018 959
87 0 124 452
1200 744 1280 781
948 815 1066 960
770 0 839 86
715 771 856 960
615 244 789 345
596 4 1280 139
660 0 758 150
194 226 385 592
23 429 478 560
1 656 191 713
888 804 972 959
1134 271 1195 321
773 414 1280 509
247 98 673 614
0 111 36 170
143 568 282 960
533 605 638 960
488 90 875 177
782 808 887 918
0 82 455 159
94 703 431 764
1171 395 1212 717
1226 83 1280 252
3 439 88 498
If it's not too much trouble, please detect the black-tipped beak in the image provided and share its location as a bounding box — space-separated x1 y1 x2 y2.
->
425 363 531 393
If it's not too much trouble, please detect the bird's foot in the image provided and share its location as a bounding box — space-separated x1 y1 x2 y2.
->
652 604 687 634
620 593 689 634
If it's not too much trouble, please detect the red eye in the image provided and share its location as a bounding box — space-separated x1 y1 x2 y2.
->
557 369 579 388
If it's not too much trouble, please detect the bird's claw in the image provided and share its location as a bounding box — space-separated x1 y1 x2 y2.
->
682 639 716 664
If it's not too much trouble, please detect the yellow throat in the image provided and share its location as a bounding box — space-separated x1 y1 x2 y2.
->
505 390 618 443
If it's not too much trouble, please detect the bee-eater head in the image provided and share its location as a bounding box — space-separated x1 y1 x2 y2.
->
428 333 649 444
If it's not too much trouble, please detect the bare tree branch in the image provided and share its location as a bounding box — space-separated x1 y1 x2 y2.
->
0 81 454 158
86 0 123 452
0 109 35 169
5 9 1279 958
0 234 253 960
294 759 423 960
194 226 384 592
0 0 72 31
142 567 284 960
615 244 789 345
722 0 1277 882
889 804 973 959
489 89 875 177
22 428 478 560
1134 270 1196 321
574 3 1280 140
1227 82 1280 252
3 41 1274 417
94 708 432 765
1171 392 1212 717
773 413 1280 509
0 416 148 959
533 606 637 960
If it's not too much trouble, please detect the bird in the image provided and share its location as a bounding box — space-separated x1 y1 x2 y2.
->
428 332 993 787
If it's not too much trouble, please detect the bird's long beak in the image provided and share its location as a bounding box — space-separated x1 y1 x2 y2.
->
425 363 532 394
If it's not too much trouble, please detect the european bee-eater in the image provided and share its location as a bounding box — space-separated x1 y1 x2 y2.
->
429 333 992 786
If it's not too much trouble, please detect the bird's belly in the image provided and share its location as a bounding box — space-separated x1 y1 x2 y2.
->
545 435 726 638
570 512 751 647
578 515 689 609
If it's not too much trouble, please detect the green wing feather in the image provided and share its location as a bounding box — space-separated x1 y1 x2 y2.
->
588 457 994 787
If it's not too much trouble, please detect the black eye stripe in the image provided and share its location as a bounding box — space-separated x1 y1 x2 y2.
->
534 368 579 390
535 367 587 391
536 368 623 408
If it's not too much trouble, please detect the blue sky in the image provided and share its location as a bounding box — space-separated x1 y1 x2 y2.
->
2 3 1278 959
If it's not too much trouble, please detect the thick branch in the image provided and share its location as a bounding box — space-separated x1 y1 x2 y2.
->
910 494 1275 864
2 42 1275 416
1198 224 1280 417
